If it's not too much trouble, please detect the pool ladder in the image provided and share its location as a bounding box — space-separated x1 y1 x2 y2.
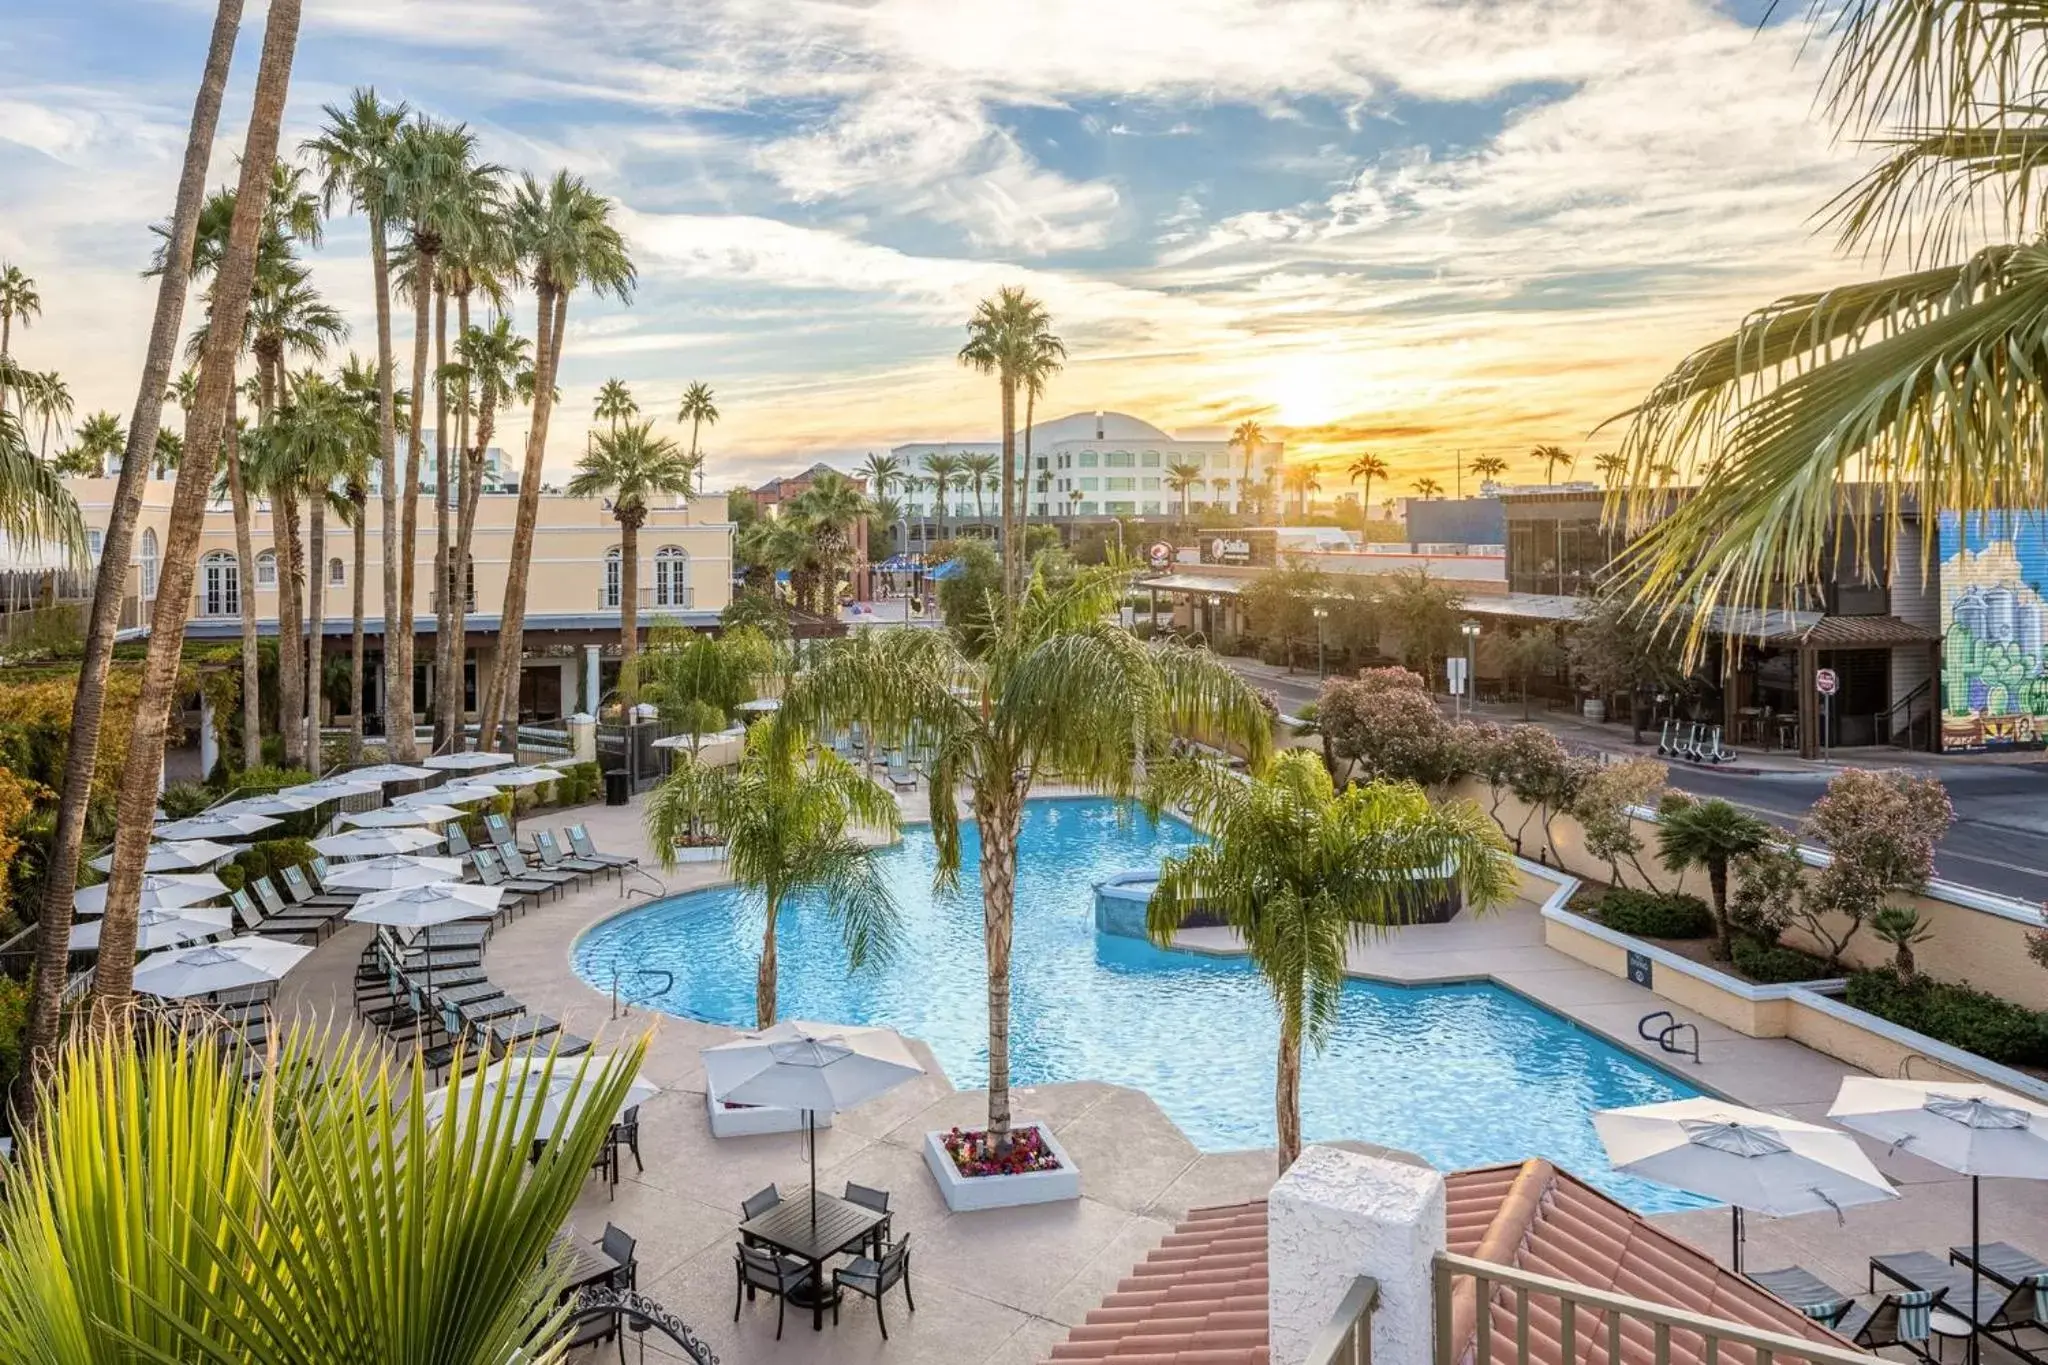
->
1637 1010 1701 1065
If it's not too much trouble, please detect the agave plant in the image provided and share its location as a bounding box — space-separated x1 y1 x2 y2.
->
0 1014 646 1362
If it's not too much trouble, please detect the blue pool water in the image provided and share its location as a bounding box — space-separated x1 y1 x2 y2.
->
575 798 1711 1212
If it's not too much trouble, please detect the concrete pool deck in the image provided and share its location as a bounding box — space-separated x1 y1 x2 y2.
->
272 789 2048 1364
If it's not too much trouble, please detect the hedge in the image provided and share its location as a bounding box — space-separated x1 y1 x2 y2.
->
1595 888 1714 940
1844 968 2048 1068
1731 934 1831 984
229 837 318 886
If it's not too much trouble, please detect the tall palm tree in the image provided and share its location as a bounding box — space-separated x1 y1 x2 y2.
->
1281 465 1320 523
646 724 900 1026
479 171 634 751
92 0 304 1013
15 1 242 1120
1144 751 1514 1171
1656 798 1771 960
1412 476 1443 499
268 370 365 763
857 451 901 499
566 419 691 702
307 87 411 756
1532 443 1573 484
57 412 125 477
1014 329 1065 566
676 380 718 496
338 354 380 759
24 370 71 458
0 1018 645 1362
1166 459 1204 526
781 566 1272 1151
785 470 872 613
959 288 1063 597
0 265 40 418
961 451 998 527
1346 452 1387 538
593 377 636 433
449 317 527 746
1232 419 1266 515
1469 453 1508 485
922 452 960 542
1592 451 1626 488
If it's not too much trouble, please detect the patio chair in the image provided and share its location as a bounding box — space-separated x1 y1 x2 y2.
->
280 864 353 912
534 828 612 882
559 1301 625 1364
567 823 637 870
497 840 580 893
837 1182 891 1258
611 1104 642 1174
600 1223 638 1291
471 848 553 903
1874 1251 2045 1362
483 811 521 850
740 1185 782 1222
832 1234 914 1339
884 760 918 792
230 888 326 944
734 1244 815 1342
1837 1288 1946 1363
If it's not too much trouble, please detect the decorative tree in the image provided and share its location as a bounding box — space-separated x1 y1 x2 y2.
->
1657 795 1773 958
1794 769 1953 970
1573 757 1669 888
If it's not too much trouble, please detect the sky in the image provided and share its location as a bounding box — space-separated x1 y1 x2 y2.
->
0 0 1878 492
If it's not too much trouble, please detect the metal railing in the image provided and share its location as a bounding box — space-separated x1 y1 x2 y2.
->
1433 1253 1878 1365
1308 1275 1381 1365
595 585 694 611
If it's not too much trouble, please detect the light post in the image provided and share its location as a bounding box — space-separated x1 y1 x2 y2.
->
1206 593 1222 648
1459 619 1482 719
1313 605 1329 677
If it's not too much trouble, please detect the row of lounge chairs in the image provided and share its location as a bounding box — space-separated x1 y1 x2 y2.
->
1752 1240 2048 1363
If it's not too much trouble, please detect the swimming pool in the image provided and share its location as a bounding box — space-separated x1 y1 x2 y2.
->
574 798 1711 1212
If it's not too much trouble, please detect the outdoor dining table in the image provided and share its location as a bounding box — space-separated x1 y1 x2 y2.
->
548 1232 621 1299
738 1189 888 1332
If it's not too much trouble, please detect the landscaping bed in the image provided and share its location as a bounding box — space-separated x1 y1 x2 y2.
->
923 1122 1079 1211
1844 968 2048 1071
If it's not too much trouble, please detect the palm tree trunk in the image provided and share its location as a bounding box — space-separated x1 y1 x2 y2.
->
91 0 302 1014
1710 861 1732 960
479 283 561 751
432 282 454 751
1276 1022 1303 1174
15 0 244 1116
756 888 779 1029
1017 385 1034 591
1358 476 1372 541
618 515 641 703
224 389 261 770
397 253 431 756
349 494 365 761
371 208 409 759
304 496 326 767
274 485 304 769
453 382 491 752
975 783 1023 1149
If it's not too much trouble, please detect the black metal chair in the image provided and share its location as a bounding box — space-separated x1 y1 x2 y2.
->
734 1243 815 1341
612 1104 642 1175
560 1300 625 1363
740 1184 782 1221
837 1181 890 1257
600 1223 637 1292
832 1234 914 1339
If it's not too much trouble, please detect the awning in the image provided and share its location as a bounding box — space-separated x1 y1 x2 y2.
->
1461 593 1585 623
927 559 966 581
1136 572 1249 597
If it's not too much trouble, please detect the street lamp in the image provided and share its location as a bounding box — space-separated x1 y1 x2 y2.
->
1206 593 1222 646
1458 619 1482 719
1313 605 1329 677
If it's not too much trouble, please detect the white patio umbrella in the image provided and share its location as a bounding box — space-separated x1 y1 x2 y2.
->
341 805 463 829
156 811 280 841
346 882 504 991
1596 1097 1896 1271
74 871 228 917
282 777 382 803
312 827 445 858
133 935 311 999
701 1020 925 1232
213 792 324 817
341 763 438 785
473 764 559 788
423 1053 659 1137
424 751 516 772
395 784 498 808
316 854 463 891
70 903 231 951
1830 1077 2048 1363
89 838 240 873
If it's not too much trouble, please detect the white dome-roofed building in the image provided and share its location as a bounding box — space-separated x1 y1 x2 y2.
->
888 410 1281 542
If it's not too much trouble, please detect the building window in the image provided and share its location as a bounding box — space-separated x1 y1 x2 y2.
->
1080 477 1100 491
1142 501 1162 515
1106 500 1137 515
1141 451 1160 468
1080 501 1098 515
140 528 159 601
654 545 690 607
1078 451 1098 468
1106 477 1136 492
602 547 622 609
1105 451 1134 468
201 551 239 617
329 557 345 586
256 550 277 587
88 529 104 562
1141 477 1161 491
1212 452 1234 469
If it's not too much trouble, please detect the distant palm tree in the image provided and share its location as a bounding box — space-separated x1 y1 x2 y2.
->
1232 419 1266 512
1013 329 1065 570
1657 798 1771 960
1212 476 1231 505
1532 443 1574 484
567 418 692 702
1347 453 1387 537
857 451 901 499
646 723 901 1027
785 471 872 614
1593 452 1627 488
1412 476 1443 499
1145 750 1513 1171
961 452 998 527
0 264 41 418
923 452 960 540
1068 487 1084 517
593 377 637 434
58 412 125 478
1282 465 1320 523
1166 459 1204 524
959 287 1062 597
1469 453 1508 484
677 380 718 495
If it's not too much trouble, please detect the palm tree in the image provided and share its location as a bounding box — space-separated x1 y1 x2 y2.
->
307 87 411 756
781 567 1272 1151
1593 451 1626 488
1346 453 1387 538
1532 443 1573 484
479 172 634 752
857 451 901 500
14 2 242 1120
92 0 305 1013
1166 459 1204 526
338 355 381 759
961 451 998 528
1412 476 1443 499
676 380 718 495
271 371 364 762
449 317 527 746
1211 476 1230 507
57 412 125 477
0 1017 644 1362
1013 328 1065 573
959 288 1062 597
566 419 692 702
785 470 872 613
922 452 960 541
0 265 40 418
23 370 73 459
1145 750 1513 1170
1067 486 1084 519
1232 419 1266 514
1656 798 1771 960
1469 453 1508 485
646 724 900 1026
593 377 636 433
1281 465 1320 523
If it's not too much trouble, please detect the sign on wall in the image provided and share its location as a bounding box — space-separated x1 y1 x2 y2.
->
1200 529 1277 566
1938 511 2048 752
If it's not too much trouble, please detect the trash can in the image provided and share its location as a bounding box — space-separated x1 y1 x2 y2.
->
603 769 630 806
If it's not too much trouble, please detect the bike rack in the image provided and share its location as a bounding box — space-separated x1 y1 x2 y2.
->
1637 1009 1702 1064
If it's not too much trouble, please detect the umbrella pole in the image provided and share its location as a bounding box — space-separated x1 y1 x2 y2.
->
1969 1174 1979 1365
808 1108 818 1236
1731 1206 1743 1275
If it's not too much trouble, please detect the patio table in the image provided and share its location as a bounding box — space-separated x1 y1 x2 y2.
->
549 1232 621 1298
738 1189 887 1332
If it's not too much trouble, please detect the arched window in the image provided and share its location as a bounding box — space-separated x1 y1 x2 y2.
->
654 546 690 607
256 549 277 587
601 547 621 609
201 551 239 617
329 556 345 586
140 528 159 601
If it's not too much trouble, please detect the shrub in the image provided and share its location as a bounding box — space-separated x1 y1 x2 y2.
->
216 863 247 893
1595 888 1714 939
1731 934 1832 984
231 837 317 887
230 765 313 795
0 971 27 1098
160 782 214 820
1845 968 2048 1066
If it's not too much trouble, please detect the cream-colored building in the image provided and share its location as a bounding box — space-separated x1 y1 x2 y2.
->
69 477 734 728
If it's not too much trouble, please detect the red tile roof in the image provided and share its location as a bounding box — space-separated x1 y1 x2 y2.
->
1046 1160 1850 1365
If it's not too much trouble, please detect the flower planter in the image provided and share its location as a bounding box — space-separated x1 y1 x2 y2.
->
705 1085 832 1139
922 1122 1080 1212
670 843 729 865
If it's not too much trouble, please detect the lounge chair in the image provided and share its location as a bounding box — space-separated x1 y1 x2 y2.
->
884 761 918 792
1873 1250 2044 1363
832 1235 914 1339
567 824 636 870
534 828 611 881
484 811 521 850
1837 1287 1945 1361
280 864 354 912
229 888 326 944
1952 1242 2048 1296
1749 1266 1855 1325
496 840 580 893
252 875 330 933
471 848 553 904
734 1244 815 1342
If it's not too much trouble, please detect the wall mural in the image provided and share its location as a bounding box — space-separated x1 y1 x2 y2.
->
1940 511 2048 752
